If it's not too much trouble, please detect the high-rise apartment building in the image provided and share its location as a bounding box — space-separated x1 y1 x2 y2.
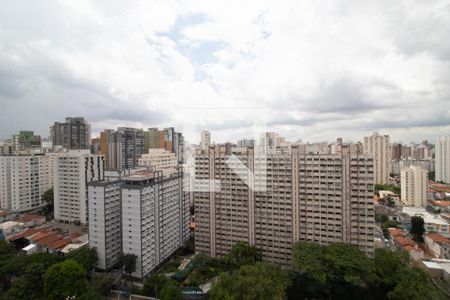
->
88 166 190 277
0 154 55 212
200 130 211 150
11 131 41 152
0 140 13 156
237 138 255 148
391 143 402 160
51 117 91 150
54 150 104 224
259 132 287 155
163 127 184 163
436 136 450 184
101 127 184 169
99 128 145 170
88 179 123 270
401 166 427 207
363 132 390 184
194 144 375 264
144 128 163 152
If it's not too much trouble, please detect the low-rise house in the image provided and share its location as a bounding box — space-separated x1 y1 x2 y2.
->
388 228 424 260
0 221 25 240
0 210 17 223
425 233 450 259
419 259 450 283
402 207 450 236
430 201 450 213
60 234 89 255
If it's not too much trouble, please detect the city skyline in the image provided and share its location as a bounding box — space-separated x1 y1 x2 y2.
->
0 1 449 143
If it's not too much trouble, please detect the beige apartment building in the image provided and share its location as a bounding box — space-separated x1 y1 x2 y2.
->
401 165 428 207
138 148 179 176
0 154 55 212
194 144 375 265
54 150 104 224
364 132 390 184
436 136 450 184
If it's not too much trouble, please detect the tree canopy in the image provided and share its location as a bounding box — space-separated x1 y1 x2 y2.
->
120 253 137 279
43 259 89 300
210 262 290 300
143 273 168 297
160 279 182 300
410 216 425 242
222 241 261 269
66 246 98 270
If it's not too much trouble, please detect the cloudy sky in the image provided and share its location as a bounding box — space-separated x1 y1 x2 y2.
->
0 0 449 144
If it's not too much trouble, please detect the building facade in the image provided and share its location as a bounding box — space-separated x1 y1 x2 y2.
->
51 117 91 150
401 166 427 207
200 130 211 150
88 167 190 277
138 149 179 175
88 179 123 270
54 150 104 224
363 132 390 184
237 138 255 148
0 154 55 212
11 131 41 152
99 128 145 170
194 144 375 265
436 136 450 184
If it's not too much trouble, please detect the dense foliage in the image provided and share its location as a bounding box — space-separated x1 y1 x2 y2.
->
66 246 98 269
41 188 54 217
160 279 182 300
410 216 425 242
43 259 89 300
0 244 112 299
208 242 446 300
210 262 291 300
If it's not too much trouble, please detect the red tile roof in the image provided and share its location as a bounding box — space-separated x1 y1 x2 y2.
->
36 233 62 247
47 238 72 250
431 200 450 207
30 231 52 242
426 233 450 244
394 235 416 247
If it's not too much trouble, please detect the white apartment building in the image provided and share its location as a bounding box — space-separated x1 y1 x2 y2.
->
121 169 190 278
88 180 123 270
194 144 375 264
401 166 428 207
436 136 450 184
364 132 390 184
88 167 190 276
200 130 211 150
54 150 104 224
0 154 55 212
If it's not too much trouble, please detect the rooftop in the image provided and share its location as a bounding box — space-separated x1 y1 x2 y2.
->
431 200 450 207
8 228 40 241
14 214 45 223
426 233 450 244
402 207 449 226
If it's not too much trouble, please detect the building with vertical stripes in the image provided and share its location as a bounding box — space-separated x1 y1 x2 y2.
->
194 143 375 264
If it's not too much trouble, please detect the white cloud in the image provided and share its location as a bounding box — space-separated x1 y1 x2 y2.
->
0 0 449 144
